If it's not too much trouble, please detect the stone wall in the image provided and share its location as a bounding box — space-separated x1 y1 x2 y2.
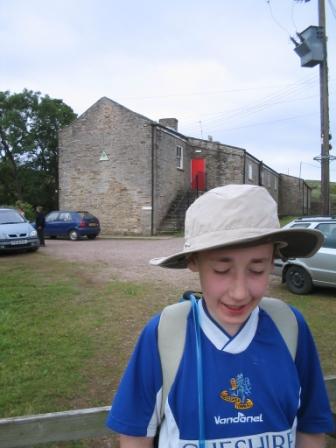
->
153 126 190 232
245 154 279 201
59 97 153 235
188 138 244 188
58 96 311 236
260 165 279 202
278 174 311 216
244 154 260 186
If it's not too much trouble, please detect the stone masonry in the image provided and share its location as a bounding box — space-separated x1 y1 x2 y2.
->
59 97 311 235
59 98 154 235
278 174 311 216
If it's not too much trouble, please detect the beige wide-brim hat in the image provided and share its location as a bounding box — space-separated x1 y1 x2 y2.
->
150 184 324 269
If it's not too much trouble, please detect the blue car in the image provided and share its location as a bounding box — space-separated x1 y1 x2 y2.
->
0 208 40 253
44 211 101 241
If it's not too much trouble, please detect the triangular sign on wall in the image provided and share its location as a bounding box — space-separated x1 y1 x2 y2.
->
99 151 109 161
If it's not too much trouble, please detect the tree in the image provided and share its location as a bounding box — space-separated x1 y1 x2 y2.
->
0 89 77 210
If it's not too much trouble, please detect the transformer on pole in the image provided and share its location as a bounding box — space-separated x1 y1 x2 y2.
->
292 0 332 216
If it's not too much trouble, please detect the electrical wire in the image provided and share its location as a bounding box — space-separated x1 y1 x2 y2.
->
327 0 336 19
192 110 317 135
184 97 317 135
290 0 299 33
119 78 316 102
265 0 292 37
182 76 320 132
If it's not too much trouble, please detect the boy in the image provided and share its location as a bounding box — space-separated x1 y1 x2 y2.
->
107 184 333 447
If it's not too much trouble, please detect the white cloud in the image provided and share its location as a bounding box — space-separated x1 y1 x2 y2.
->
1 0 335 181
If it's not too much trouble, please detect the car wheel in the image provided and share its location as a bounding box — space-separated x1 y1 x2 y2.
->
68 230 79 241
87 235 97 240
285 265 313 294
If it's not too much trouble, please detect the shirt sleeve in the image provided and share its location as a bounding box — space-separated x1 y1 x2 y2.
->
106 314 163 437
292 306 334 434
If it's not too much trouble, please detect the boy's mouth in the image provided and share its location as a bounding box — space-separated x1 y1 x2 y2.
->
223 303 248 313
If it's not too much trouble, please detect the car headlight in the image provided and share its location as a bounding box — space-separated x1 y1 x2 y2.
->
30 230 37 237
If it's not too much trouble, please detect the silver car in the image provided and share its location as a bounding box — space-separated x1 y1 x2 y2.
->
0 208 40 253
273 216 336 294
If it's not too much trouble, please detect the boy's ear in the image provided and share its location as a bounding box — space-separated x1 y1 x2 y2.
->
187 254 199 273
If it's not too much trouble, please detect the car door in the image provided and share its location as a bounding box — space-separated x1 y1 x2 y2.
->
304 223 336 287
45 212 60 236
57 212 74 235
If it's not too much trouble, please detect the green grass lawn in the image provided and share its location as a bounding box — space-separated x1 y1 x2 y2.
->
0 251 335 447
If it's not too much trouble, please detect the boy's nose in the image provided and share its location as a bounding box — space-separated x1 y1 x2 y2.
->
229 275 249 302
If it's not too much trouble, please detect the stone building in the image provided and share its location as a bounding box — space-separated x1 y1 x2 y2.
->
278 174 311 216
58 97 310 235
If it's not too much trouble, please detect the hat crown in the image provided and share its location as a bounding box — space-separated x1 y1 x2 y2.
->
150 184 322 268
184 185 280 248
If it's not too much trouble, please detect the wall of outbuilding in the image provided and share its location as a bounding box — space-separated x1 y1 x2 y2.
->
278 174 311 216
152 126 190 232
58 97 311 236
187 138 244 188
59 98 153 235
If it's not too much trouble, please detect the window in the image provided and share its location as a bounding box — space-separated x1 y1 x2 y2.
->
248 163 253 180
289 223 311 229
267 173 271 187
176 145 183 169
316 223 336 248
58 212 72 222
46 212 59 222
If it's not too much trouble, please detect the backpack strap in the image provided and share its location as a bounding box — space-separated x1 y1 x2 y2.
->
157 296 298 421
158 301 191 420
260 297 298 360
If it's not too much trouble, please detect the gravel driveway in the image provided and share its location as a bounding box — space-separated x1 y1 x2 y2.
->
41 237 280 291
41 237 201 289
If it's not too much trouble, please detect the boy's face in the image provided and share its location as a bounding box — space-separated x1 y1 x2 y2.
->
188 243 274 336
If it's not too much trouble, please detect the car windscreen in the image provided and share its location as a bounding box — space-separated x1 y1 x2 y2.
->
0 210 25 224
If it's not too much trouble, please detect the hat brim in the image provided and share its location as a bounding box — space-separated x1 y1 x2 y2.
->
150 228 324 269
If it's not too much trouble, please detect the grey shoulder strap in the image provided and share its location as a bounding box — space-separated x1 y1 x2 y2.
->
158 301 191 420
260 297 298 360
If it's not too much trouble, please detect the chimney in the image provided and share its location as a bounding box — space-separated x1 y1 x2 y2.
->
159 118 178 131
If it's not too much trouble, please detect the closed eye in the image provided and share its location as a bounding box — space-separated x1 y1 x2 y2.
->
249 270 265 275
214 269 230 275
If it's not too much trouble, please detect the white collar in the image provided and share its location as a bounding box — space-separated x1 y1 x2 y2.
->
197 299 259 353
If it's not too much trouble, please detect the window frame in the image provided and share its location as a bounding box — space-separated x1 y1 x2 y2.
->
176 145 183 170
248 163 253 181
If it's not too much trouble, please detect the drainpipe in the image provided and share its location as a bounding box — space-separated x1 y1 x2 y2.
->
151 124 155 236
259 161 263 186
243 150 246 184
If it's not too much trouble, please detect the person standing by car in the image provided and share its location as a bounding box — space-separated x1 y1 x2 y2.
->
35 206 46 247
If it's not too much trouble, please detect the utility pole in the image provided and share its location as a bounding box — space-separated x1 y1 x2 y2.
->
293 0 332 215
318 0 330 215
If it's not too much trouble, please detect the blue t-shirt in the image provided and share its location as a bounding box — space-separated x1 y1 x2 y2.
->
107 300 333 447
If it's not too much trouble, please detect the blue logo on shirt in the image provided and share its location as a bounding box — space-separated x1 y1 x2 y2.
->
220 373 254 410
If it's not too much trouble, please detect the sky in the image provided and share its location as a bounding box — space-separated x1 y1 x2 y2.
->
1 0 336 181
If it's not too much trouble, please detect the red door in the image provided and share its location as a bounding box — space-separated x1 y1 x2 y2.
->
191 159 206 191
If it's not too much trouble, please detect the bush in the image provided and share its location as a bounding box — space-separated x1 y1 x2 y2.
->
14 200 35 221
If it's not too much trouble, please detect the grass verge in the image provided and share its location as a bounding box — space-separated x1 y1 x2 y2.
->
0 251 335 447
